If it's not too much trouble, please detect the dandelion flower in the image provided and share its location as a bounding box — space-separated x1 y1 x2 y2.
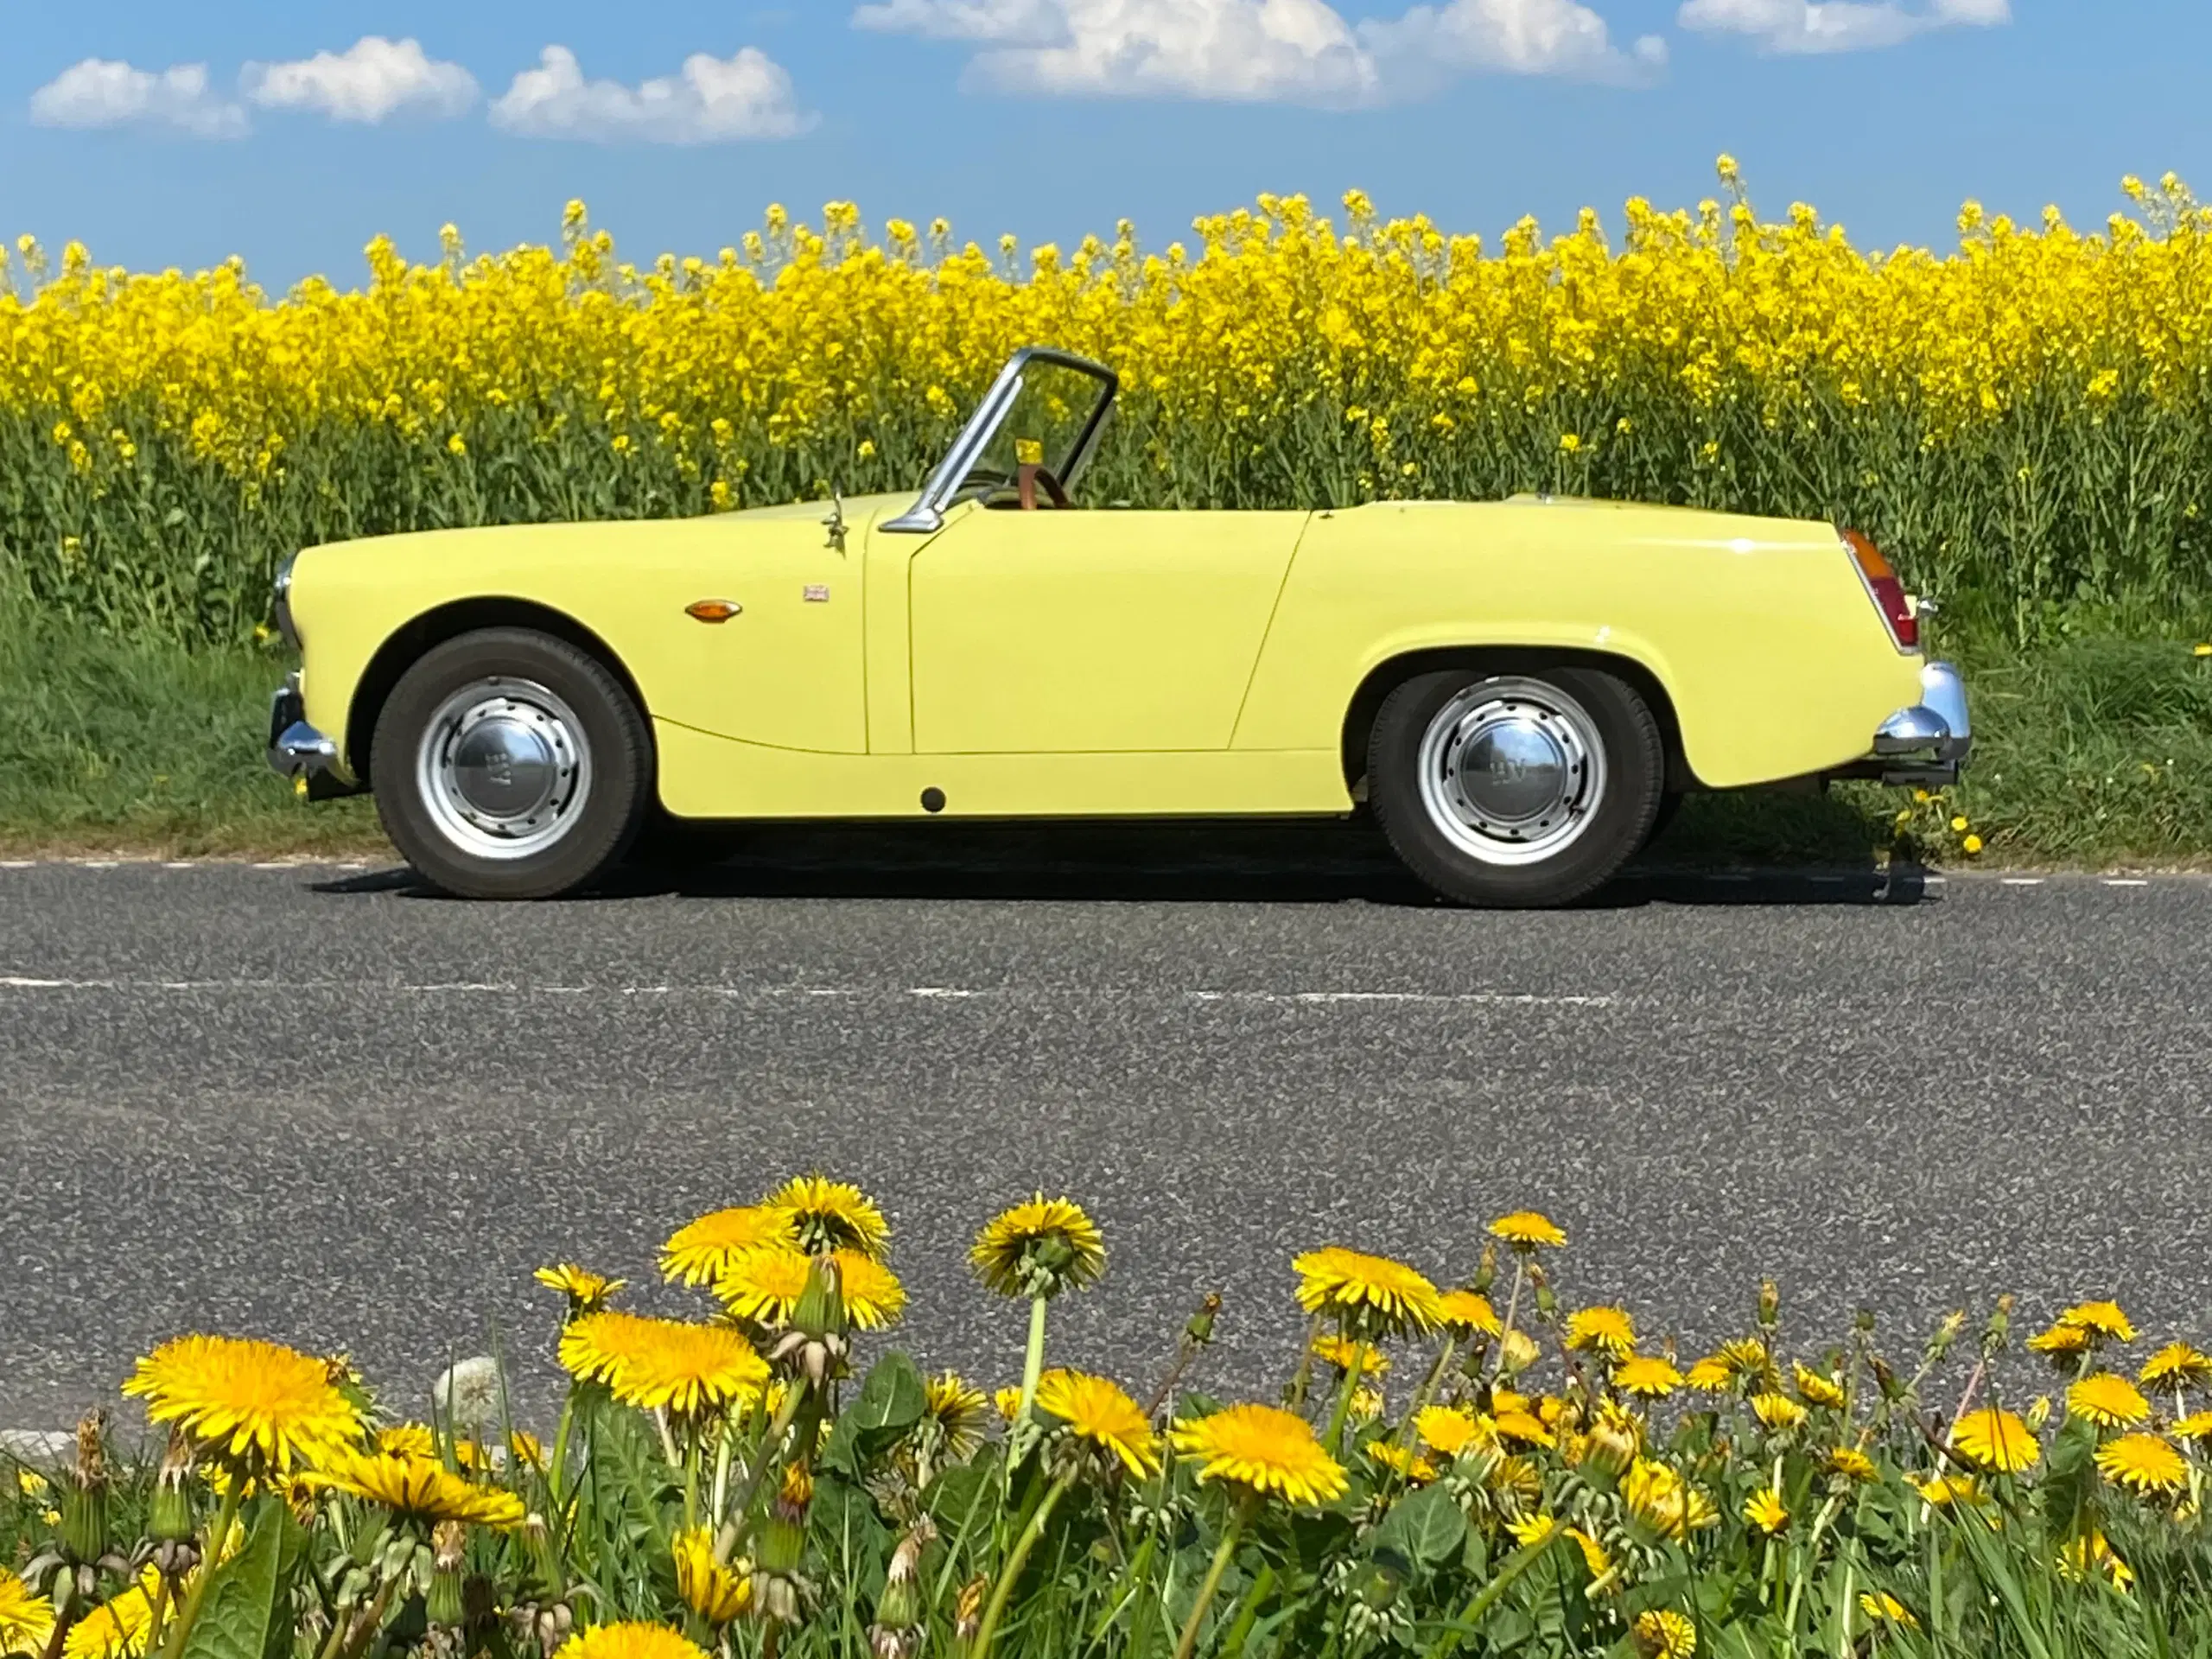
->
1858 1592 1918 1630
2095 1433 2188 1495
1631 1609 1697 1659
1609 1354 1681 1398
558 1312 769 1416
715 1245 905 1330
1413 1406 1492 1460
2068 1372 2152 1429
1751 1393 1807 1432
1033 1370 1159 1476
1487 1211 1566 1250
1503 1512 1557 1548
672 1529 753 1625
2056 1530 2133 1589
924 1372 992 1460
970 1197 1107 1300
1363 1440 1438 1484
1684 1357 1732 1392
1491 1408 1555 1447
534 1263 625 1312
1435 1288 1503 1337
1563 1526 1611 1578
0 1573 54 1657
1716 1338 1772 1380
1962 835 1985 855
2139 1342 2212 1388
2058 1300 2136 1343
993 1386 1025 1424
1310 1335 1389 1376
308 1448 526 1529
2172 1411 2212 1444
1172 1403 1348 1507
1827 1446 1878 1483
123 1335 362 1470
1918 1475 1986 1508
62 1573 159 1659
660 1205 798 1286
1794 1364 1847 1409
766 1175 891 1261
1951 1407 2040 1472
2027 1323 2090 1357
1566 1306 1637 1357
1291 1247 1442 1334
1623 1459 1717 1541
377 1423 437 1458
553 1625 712 1659
1744 1488 1789 1533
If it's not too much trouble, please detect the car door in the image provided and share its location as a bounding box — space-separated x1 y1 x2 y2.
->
906 507 1307 753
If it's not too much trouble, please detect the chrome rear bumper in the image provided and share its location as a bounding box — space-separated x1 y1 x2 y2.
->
1867 661 1972 787
268 672 359 800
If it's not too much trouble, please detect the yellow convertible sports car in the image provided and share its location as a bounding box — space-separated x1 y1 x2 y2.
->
269 346 1969 906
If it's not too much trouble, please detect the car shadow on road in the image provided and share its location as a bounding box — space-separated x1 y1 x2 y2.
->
312 798 1934 909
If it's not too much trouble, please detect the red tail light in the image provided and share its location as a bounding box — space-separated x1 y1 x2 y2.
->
1844 531 1918 652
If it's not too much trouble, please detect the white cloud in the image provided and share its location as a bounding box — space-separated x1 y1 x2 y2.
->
243 37 478 124
489 45 815 143
29 59 248 137
1676 0 2009 54
853 0 1661 104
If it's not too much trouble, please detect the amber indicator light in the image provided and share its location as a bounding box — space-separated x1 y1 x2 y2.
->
685 599 742 624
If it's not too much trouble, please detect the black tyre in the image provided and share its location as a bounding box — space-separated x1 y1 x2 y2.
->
372 628 652 899
1369 667 1663 908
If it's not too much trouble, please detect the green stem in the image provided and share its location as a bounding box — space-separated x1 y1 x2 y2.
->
1323 1356 1364 1454
1017 1296 1051 1425
724 1384 810 1551
156 1478 244 1659
1490 1261 1526 1382
546 1390 578 1509
683 1427 702 1533
1171 1491 1258 1659
1284 1314 1325 1411
972 1469 1077 1659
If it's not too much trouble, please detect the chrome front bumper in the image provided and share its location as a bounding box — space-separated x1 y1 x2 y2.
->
1868 661 1972 787
268 672 357 799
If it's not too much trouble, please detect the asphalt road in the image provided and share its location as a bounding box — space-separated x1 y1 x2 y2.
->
4 826 2209 1433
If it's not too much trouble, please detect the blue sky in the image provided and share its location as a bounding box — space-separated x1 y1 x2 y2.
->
0 2 2202 286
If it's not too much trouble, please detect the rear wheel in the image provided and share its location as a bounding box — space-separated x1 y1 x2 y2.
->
372 628 652 899
1369 668 1663 908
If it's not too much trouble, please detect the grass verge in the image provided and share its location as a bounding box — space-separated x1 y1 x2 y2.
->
3 601 2209 868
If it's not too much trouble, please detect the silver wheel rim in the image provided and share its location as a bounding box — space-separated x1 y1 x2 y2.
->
1415 677 1607 867
416 677 591 861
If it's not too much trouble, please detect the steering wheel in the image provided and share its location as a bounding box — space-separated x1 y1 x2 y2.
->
1017 461 1072 511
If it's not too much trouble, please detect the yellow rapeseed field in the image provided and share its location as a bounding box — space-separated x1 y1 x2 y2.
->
3 165 2209 645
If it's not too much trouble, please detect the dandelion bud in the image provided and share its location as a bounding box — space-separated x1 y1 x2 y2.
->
424 1521 467 1629
1185 1292 1222 1348
1582 1416 1639 1482
1926 1311 1967 1366
1758 1279 1780 1331
1871 1357 1904 1403
150 1429 196 1545
773 1258 853 1387
1530 1268 1557 1320
955 1574 988 1642
756 1464 813 1576
871 1521 931 1637
1500 1330 1540 1376
1471 1245 1497 1296
2026 1395 2052 1431
59 1412 111 1566
1983 1295 2015 1357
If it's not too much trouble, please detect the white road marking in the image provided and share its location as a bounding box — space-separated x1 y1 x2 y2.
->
2002 878 2045 887
2105 879 2151 887
163 861 197 870
0 861 33 869
0 975 1611 1008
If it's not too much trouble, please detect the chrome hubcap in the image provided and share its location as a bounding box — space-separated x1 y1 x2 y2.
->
417 678 590 860
1416 677 1606 867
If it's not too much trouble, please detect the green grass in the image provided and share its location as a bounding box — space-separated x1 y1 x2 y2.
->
3 590 2208 868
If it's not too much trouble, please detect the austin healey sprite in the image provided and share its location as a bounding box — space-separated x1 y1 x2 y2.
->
268 346 1969 906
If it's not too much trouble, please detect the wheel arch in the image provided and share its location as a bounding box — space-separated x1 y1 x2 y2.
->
1339 645 1694 798
344 597 652 787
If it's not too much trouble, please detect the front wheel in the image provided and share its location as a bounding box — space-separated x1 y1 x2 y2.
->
1369 668 1663 908
372 628 652 899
